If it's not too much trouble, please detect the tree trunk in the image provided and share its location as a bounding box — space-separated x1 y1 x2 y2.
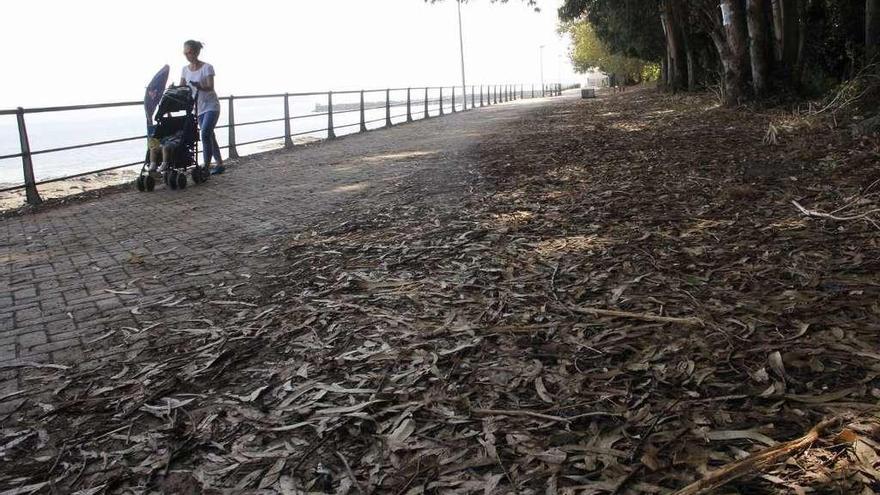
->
721 0 751 103
673 0 697 91
660 57 669 89
869 0 880 63
709 27 741 105
781 0 800 69
793 0 807 84
770 0 785 61
747 0 771 96
660 1 685 90
684 32 697 91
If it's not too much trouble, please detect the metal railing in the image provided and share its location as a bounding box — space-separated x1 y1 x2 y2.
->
0 83 569 205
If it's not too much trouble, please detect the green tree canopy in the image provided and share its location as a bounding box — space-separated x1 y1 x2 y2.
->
564 20 660 84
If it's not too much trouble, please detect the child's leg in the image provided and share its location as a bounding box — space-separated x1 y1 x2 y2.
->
148 147 161 171
161 145 174 165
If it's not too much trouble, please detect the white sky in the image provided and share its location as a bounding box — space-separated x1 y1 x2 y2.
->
0 0 577 108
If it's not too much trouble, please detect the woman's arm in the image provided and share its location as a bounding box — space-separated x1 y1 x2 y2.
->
185 75 214 91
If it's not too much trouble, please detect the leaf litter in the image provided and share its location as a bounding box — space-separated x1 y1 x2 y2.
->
2 88 880 494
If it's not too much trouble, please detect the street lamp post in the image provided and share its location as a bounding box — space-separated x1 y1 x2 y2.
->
457 0 467 110
539 44 545 97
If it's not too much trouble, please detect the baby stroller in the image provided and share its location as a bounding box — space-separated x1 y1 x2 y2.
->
136 85 210 192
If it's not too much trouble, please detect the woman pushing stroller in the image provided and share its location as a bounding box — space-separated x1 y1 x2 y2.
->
138 40 223 192
181 40 224 175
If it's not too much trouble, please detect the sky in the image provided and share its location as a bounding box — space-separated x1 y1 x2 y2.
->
0 0 579 108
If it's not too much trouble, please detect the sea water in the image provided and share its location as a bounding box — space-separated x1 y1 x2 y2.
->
0 88 448 188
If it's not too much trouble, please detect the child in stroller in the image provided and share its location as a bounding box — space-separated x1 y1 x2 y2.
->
136 85 211 192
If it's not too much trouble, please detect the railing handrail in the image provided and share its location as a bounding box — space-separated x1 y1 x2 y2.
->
1 82 576 204
0 83 578 115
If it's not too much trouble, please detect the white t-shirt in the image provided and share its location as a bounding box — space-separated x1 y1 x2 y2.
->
181 63 221 115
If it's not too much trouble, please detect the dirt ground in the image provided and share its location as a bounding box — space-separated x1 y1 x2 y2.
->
2 88 880 494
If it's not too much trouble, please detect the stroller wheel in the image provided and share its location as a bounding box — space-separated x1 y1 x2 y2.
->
136 176 146 192
192 167 203 184
168 171 178 190
177 172 187 189
145 175 156 192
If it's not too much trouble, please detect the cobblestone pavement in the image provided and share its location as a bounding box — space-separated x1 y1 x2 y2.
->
0 94 574 396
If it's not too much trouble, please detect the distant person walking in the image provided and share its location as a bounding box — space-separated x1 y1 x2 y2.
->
180 40 225 175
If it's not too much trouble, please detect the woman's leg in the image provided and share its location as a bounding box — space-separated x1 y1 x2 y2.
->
211 131 223 165
198 111 220 167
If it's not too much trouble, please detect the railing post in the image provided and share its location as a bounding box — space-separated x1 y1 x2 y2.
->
283 93 294 149
439 87 444 116
494 85 497 104
406 88 412 122
471 85 475 109
15 108 41 206
451 86 456 113
327 91 336 139
359 90 367 132
520 84 524 99
227 96 240 159
385 88 392 127
424 87 429 118
480 85 484 107
532 84 535 98
505 85 509 102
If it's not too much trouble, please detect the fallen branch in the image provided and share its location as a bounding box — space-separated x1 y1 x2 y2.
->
792 200 880 222
471 408 620 423
671 417 841 495
566 305 704 327
472 408 569 423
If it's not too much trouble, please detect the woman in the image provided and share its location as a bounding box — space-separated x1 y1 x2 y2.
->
180 40 225 174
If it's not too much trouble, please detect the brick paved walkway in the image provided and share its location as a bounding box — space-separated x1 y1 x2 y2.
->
0 94 573 396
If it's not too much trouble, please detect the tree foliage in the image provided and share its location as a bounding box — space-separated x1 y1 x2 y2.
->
564 21 660 84
559 0 880 105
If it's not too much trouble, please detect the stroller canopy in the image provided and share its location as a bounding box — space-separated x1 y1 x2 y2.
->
154 86 195 119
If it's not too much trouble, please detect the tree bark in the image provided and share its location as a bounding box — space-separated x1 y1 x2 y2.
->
770 0 785 61
747 0 770 96
683 30 697 91
793 0 807 84
673 0 697 91
660 0 685 90
781 0 799 69
721 0 751 103
869 0 880 63
661 57 669 89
